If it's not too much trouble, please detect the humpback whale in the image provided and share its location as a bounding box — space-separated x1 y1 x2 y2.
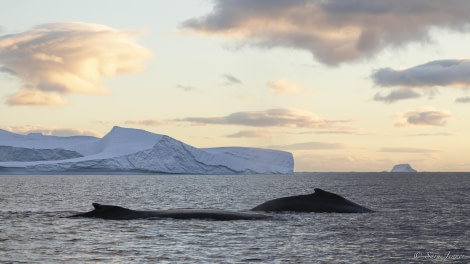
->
70 203 271 220
250 188 373 213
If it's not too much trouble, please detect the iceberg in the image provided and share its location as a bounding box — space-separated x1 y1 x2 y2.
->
0 126 294 174
390 163 417 173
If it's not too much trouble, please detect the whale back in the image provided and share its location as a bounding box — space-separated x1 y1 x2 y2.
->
311 188 347 201
251 188 373 213
70 203 272 220
70 203 139 220
91 203 134 213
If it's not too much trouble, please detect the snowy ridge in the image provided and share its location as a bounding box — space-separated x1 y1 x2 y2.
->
71 126 163 157
0 126 294 174
0 129 97 150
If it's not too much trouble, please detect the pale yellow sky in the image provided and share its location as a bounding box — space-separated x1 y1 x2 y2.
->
1 1 470 171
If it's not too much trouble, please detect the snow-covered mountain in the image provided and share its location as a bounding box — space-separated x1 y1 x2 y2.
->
0 126 294 174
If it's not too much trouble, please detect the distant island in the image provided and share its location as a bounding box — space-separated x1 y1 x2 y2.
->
0 126 294 175
390 163 417 173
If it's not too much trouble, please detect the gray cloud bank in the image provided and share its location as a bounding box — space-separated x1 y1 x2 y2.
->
395 108 451 127
270 141 348 150
182 0 470 65
379 147 438 153
125 108 354 135
177 108 351 129
455 96 470 103
372 59 470 88
373 88 421 103
372 59 470 103
222 74 242 85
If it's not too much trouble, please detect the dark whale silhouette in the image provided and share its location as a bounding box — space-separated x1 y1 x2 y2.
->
70 203 271 220
250 188 373 213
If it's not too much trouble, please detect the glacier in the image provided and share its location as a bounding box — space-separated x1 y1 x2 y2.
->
0 126 294 174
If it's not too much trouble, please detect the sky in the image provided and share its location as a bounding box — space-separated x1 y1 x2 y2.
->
1 0 470 172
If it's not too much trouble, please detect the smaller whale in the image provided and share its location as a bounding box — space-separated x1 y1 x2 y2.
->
251 188 373 213
70 203 271 221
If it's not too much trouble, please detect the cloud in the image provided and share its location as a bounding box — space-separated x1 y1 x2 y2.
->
0 22 152 105
380 147 438 153
6 89 68 106
270 141 348 150
455 96 470 103
181 0 470 65
0 65 16 76
124 120 163 126
177 108 352 129
268 78 300 95
372 59 470 88
227 130 272 138
394 107 451 127
0 125 101 137
176 84 197 92
222 74 242 85
405 132 456 137
372 59 470 103
373 88 421 103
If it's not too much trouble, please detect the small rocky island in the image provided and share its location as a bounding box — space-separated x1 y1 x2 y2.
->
390 163 417 173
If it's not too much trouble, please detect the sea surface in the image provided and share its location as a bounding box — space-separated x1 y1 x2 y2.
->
1 173 469 263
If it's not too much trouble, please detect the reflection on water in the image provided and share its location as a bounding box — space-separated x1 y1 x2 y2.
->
1 173 469 263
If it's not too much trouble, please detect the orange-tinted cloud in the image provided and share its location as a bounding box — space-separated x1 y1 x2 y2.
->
124 119 164 126
6 89 68 106
0 22 152 105
267 78 300 96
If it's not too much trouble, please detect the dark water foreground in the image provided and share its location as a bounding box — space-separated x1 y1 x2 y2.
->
1 173 469 263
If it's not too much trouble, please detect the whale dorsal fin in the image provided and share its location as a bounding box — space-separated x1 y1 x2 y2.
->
313 188 345 200
92 203 117 210
92 203 104 209
91 203 131 212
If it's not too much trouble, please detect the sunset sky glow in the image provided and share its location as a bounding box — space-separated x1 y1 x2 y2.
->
1 0 470 172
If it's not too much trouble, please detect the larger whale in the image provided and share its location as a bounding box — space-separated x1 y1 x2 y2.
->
70 203 271 220
250 188 373 213
70 188 372 220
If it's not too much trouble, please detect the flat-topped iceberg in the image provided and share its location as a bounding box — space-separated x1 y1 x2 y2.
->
390 163 417 173
0 126 294 174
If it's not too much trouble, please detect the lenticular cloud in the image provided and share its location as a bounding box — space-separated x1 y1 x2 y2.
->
0 22 152 105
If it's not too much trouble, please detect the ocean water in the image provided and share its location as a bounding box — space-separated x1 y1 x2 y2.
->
0 173 468 263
